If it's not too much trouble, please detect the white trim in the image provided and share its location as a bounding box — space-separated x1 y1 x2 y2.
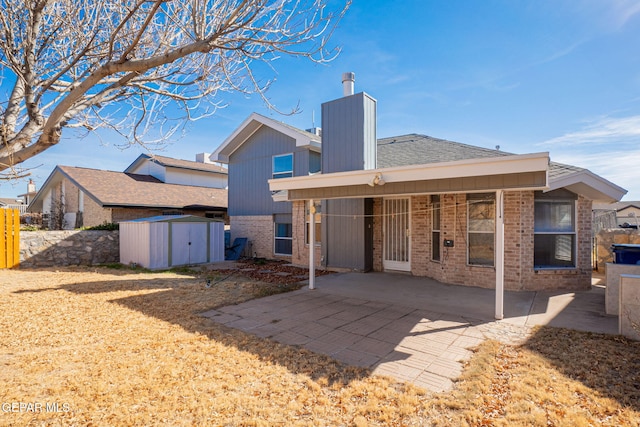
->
548 169 627 202
431 195 441 262
211 113 321 163
272 153 294 179
382 197 411 272
495 190 504 320
309 198 316 290
533 196 577 269
271 190 289 202
467 193 496 267
269 152 550 192
273 220 293 256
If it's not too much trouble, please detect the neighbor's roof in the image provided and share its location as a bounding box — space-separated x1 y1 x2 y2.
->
125 153 228 174
593 201 640 211
28 166 227 212
0 197 20 205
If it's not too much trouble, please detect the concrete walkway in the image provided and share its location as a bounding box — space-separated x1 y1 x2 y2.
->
202 272 617 392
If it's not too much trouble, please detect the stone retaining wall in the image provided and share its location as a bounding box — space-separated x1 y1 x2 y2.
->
595 228 640 270
20 230 119 268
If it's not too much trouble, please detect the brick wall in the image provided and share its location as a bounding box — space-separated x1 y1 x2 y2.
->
291 201 322 267
230 215 274 259
372 190 592 292
518 194 592 291
83 195 112 227
63 178 80 213
227 190 593 291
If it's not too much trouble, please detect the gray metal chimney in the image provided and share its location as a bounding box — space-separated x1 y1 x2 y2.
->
342 72 355 97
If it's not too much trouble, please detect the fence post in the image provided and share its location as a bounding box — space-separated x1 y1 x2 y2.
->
1 208 20 268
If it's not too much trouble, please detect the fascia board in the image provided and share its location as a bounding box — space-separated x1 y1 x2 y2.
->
269 152 550 192
210 113 317 163
123 154 150 173
27 166 63 211
548 169 627 202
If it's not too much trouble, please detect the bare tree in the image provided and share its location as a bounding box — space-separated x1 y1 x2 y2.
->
0 0 350 176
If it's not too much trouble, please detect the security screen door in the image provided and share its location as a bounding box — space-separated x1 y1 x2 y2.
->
383 198 411 271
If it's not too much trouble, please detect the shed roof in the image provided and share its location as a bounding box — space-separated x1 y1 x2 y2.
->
123 214 219 223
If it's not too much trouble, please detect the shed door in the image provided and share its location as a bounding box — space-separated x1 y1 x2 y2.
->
383 198 411 271
171 223 208 266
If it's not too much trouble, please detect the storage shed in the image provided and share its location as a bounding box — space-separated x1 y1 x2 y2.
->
120 215 224 269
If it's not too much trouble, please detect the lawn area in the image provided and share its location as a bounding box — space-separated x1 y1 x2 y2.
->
1 266 639 426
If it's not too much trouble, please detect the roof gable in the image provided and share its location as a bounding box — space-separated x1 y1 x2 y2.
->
210 112 321 163
125 153 228 175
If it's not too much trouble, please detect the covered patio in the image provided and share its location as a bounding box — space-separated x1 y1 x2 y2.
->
202 272 615 392
269 152 552 320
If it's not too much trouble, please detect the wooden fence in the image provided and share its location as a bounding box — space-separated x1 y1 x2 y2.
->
1 208 20 268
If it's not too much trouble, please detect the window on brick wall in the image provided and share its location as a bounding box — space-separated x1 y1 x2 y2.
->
534 190 576 268
304 200 321 246
431 195 441 261
467 193 495 266
274 222 293 255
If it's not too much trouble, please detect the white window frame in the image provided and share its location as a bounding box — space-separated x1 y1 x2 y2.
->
534 197 576 269
431 195 441 262
272 153 293 179
273 221 293 256
467 193 495 267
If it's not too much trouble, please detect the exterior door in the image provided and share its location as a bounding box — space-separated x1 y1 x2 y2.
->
171 223 208 266
383 198 411 271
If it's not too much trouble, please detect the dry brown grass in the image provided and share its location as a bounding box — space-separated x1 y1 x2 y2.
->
432 329 640 426
0 266 430 426
1 266 639 426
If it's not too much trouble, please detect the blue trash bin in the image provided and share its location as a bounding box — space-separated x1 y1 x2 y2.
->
611 244 640 264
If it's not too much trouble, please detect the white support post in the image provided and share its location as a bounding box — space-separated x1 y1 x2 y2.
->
495 190 505 320
309 199 316 290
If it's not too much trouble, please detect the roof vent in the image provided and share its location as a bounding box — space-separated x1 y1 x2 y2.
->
342 72 355 96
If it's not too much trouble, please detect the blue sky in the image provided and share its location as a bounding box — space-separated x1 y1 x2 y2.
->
2 0 640 200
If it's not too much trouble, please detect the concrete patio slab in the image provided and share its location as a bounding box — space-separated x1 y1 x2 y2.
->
203 271 618 393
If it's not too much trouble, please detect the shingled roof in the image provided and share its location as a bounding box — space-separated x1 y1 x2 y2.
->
377 134 510 167
29 166 227 212
377 133 583 182
126 153 228 174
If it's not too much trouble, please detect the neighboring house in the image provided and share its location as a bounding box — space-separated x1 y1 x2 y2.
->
593 201 640 229
28 163 227 229
17 179 38 206
211 74 626 302
125 153 228 189
0 180 35 214
0 197 17 207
